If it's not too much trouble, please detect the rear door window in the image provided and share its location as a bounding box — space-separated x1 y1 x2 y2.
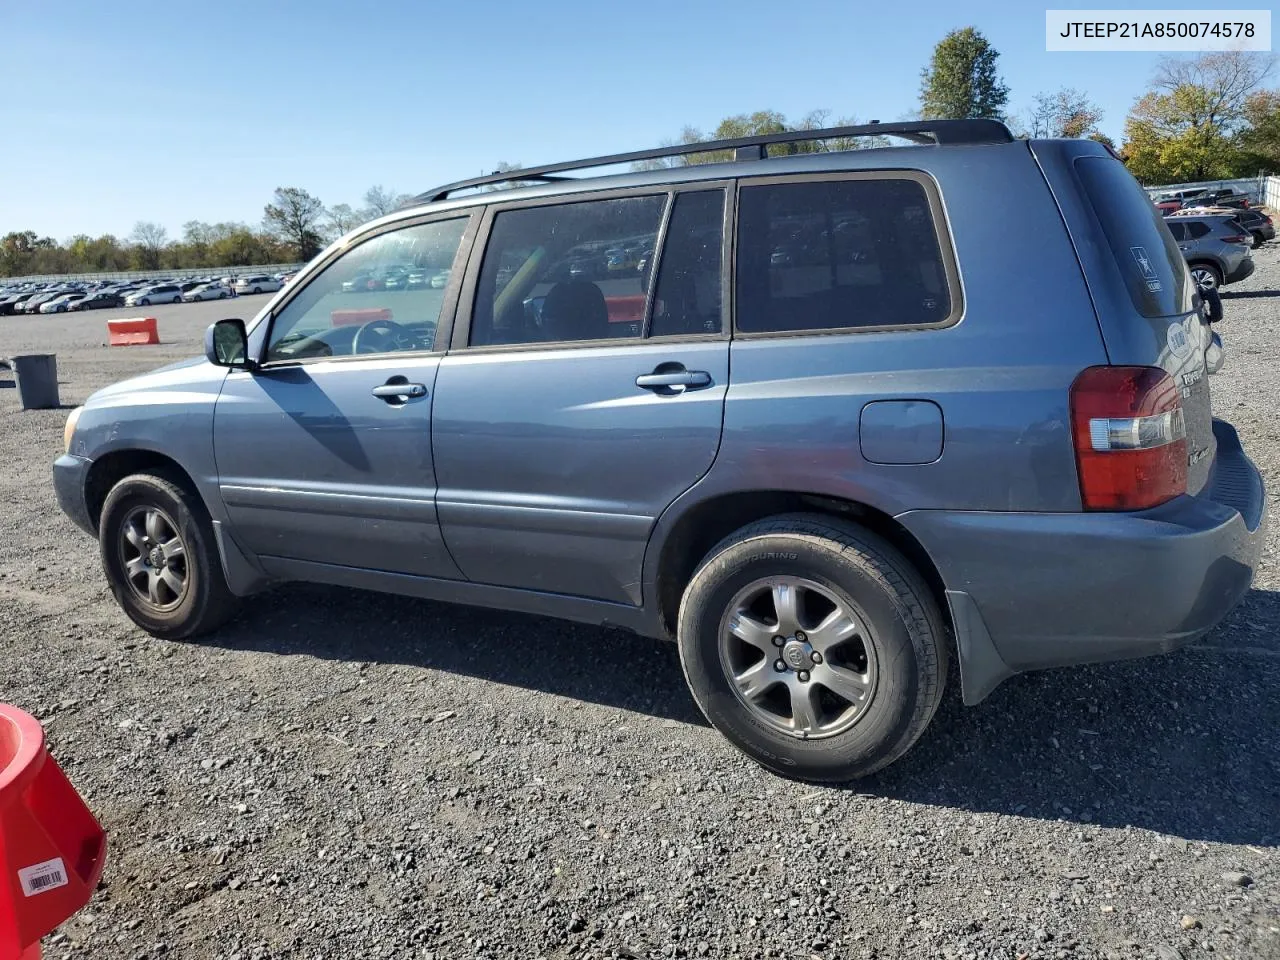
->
1188 222 1211 239
469 195 666 347
1074 156 1194 318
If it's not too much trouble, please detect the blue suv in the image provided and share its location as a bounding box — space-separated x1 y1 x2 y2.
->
54 120 1265 781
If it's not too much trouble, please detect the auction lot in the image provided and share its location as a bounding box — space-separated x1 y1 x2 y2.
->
1 264 1278 959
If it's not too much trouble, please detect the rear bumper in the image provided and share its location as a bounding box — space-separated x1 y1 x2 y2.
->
1226 257 1255 284
897 419 1266 704
53 454 96 536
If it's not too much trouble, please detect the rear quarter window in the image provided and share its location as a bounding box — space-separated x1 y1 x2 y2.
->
735 175 958 334
1074 156 1194 318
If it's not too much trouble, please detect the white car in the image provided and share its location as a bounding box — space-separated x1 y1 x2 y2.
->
233 275 284 295
39 293 87 314
182 283 230 302
125 284 184 306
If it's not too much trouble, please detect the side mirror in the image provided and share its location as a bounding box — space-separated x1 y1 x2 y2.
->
205 318 253 369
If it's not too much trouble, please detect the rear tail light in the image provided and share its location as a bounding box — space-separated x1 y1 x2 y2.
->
1070 366 1187 510
1223 234 1249 244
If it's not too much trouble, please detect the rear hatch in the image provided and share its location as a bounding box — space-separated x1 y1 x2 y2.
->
1034 146 1216 495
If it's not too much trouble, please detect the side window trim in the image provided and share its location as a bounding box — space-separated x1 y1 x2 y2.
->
449 181 735 354
254 210 480 367
640 194 676 338
730 170 963 338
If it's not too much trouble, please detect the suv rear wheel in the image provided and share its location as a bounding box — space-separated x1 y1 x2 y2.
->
99 472 241 639
1189 262 1223 290
677 513 947 782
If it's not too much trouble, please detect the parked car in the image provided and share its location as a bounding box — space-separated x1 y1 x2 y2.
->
233 275 283 295
1183 190 1252 210
21 290 73 313
125 284 184 306
1164 215 1256 290
39 293 88 314
0 292 38 315
54 120 1264 783
1173 206 1274 247
70 291 125 311
182 283 230 302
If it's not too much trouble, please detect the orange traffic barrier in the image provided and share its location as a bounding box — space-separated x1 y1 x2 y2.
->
0 705 107 960
106 317 159 346
330 307 393 328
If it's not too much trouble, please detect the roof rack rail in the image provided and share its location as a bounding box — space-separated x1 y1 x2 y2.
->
413 118 1014 204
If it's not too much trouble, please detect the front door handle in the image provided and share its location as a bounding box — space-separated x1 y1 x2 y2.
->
636 369 712 390
372 382 427 401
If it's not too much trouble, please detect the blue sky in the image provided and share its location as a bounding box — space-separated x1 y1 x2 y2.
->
0 0 1222 240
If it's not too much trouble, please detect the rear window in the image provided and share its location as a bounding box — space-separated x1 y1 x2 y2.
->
1074 156 1194 318
735 176 955 334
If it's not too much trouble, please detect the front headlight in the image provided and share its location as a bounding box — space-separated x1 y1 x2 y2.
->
63 406 83 454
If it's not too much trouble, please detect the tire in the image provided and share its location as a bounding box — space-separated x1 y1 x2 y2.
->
172 295 181 303
139 298 150 306
1189 262 1223 290
677 513 948 783
99 472 241 640
1252 232 1265 249
252 286 262 294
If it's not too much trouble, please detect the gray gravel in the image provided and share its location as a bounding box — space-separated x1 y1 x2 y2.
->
1 265 1278 960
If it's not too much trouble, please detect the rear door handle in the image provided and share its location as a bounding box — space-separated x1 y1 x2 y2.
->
371 382 427 401
636 370 712 390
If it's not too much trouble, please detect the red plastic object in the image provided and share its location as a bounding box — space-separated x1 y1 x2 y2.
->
331 307 392 328
604 294 646 324
106 317 160 346
0 706 106 960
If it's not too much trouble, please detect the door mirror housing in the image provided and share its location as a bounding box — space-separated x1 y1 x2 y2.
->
205 318 254 369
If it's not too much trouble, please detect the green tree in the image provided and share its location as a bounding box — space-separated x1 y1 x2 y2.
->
919 27 1010 121
1235 90 1280 172
263 187 325 261
1121 50 1275 182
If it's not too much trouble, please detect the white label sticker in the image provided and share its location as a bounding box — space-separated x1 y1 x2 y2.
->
1131 246 1163 292
1167 321 1192 360
18 858 68 897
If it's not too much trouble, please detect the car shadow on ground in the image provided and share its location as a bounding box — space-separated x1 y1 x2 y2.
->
1221 289 1280 300
208 582 1280 847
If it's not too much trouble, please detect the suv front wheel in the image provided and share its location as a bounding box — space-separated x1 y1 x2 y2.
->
99 472 241 639
677 514 947 782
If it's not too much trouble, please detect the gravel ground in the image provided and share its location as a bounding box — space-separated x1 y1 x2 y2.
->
0 262 1278 960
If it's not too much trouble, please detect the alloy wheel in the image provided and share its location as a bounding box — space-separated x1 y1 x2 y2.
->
718 576 878 740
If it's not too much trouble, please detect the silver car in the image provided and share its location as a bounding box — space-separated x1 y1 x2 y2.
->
1165 215 1256 290
54 121 1265 782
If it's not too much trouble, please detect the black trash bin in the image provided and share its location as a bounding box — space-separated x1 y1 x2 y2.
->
12 354 60 410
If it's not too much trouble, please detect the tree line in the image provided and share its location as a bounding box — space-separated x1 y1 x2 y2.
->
0 184 413 279
5 34 1277 279
627 29 1276 187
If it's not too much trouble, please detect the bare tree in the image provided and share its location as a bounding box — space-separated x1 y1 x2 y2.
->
263 187 325 260
129 221 168 269
363 185 412 219
1151 50 1277 130
1025 88 1104 138
325 203 361 238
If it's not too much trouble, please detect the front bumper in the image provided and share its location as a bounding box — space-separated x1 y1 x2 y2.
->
897 419 1266 704
53 453 96 536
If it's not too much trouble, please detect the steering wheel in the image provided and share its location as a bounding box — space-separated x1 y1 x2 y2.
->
352 318 410 354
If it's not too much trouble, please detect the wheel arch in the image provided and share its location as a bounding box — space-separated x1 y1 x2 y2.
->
646 489 950 643
85 447 271 596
